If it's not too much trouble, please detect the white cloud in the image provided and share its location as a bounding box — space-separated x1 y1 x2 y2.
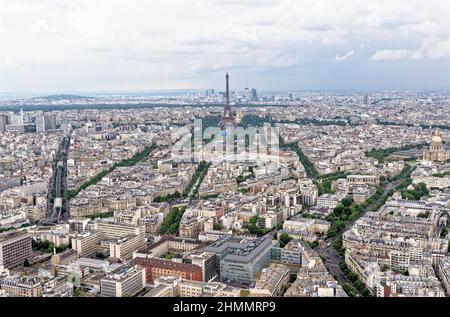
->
335 50 355 61
371 38 450 61
0 0 449 91
370 49 412 61
428 39 450 59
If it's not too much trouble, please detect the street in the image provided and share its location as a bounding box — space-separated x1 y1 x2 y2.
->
315 164 417 293
44 135 71 224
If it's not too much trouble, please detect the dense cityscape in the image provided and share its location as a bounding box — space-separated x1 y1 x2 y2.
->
0 74 450 298
1 0 450 306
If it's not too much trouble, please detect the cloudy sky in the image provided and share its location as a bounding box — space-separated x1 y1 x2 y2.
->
1 0 450 93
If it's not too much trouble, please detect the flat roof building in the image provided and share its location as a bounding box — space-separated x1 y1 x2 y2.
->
205 235 277 285
132 257 203 284
251 263 289 297
100 264 145 297
0 231 32 272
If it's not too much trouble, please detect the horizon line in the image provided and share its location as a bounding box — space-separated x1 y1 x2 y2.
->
1 88 450 97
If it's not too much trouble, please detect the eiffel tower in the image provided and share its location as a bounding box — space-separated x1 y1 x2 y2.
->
219 73 236 129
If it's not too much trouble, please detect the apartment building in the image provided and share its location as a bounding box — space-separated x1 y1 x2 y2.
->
100 265 146 297
109 233 147 261
250 263 289 297
94 221 146 240
71 231 102 257
0 275 43 297
205 236 276 285
0 231 32 271
347 175 380 186
132 257 203 284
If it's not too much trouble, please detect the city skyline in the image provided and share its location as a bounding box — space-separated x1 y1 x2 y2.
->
2 0 450 303
1 81 450 299
1 0 450 93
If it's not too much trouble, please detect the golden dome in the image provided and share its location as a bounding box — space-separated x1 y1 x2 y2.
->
432 128 442 143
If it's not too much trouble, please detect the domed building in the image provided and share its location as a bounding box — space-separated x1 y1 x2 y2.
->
423 128 450 162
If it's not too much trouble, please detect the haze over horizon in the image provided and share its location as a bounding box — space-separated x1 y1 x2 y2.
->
1 0 450 93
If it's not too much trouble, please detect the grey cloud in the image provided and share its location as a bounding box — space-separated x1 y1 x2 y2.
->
0 0 449 92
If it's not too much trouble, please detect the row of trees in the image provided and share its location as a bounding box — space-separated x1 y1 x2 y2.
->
326 196 360 237
88 211 114 220
279 137 319 179
365 143 426 163
375 120 450 132
153 162 212 202
115 144 156 167
159 205 187 234
66 144 157 200
277 118 350 126
32 239 69 254
392 165 414 181
0 223 31 234
326 165 416 237
368 178 415 214
432 171 450 178
200 193 220 200
184 161 211 199
153 191 182 203
343 283 358 297
65 168 111 200
417 211 430 218
328 166 423 297
239 114 352 129
239 114 273 128
327 187 386 237
318 171 349 180
402 182 429 200
339 261 371 297
200 115 220 131
332 237 345 257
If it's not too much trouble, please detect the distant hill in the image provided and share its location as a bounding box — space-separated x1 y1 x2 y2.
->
32 94 93 100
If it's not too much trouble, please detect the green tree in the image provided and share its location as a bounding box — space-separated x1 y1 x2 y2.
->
159 205 187 234
279 232 292 248
333 203 345 215
213 223 224 230
343 283 357 297
73 287 81 297
341 197 354 207
249 215 259 226
361 288 371 297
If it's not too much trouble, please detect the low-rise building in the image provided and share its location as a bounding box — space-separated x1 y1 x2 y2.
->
0 275 43 297
250 263 289 297
143 276 240 297
132 257 203 284
205 235 277 285
437 256 450 295
71 231 102 257
100 264 146 297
